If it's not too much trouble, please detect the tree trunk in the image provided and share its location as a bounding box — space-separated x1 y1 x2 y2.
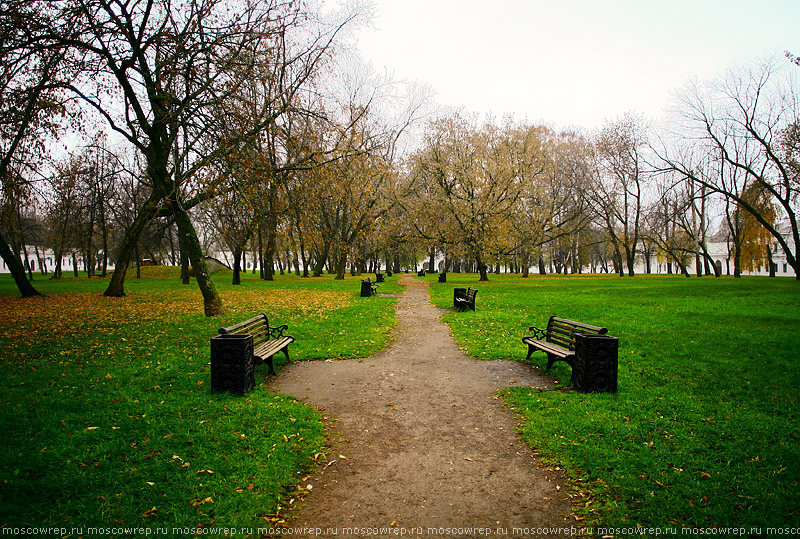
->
0 231 41 297
258 227 265 279
180 231 190 284
101 223 109 277
232 247 242 285
313 242 330 277
624 245 636 277
476 254 489 282
767 247 776 278
699 244 720 277
300 235 309 277
52 250 63 280
105 191 161 297
174 207 223 316
34 245 46 275
334 253 347 280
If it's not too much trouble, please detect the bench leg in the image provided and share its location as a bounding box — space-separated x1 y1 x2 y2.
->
525 345 535 362
265 346 293 376
546 354 575 370
546 353 557 370
265 357 277 376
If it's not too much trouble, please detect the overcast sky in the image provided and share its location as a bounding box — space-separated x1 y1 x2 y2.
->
351 0 800 131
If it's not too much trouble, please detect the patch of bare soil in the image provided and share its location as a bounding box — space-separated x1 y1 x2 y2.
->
270 276 575 539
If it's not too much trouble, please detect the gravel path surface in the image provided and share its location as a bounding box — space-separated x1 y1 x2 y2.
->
270 276 575 538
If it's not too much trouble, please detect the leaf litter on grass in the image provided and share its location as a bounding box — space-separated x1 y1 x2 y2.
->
0 288 351 347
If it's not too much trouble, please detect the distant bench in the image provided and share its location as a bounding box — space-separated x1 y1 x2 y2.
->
361 277 378 297
454 287 478 311
522 316 607 369
218 313 294 376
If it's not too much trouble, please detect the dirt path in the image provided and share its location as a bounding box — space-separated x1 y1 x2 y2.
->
270 276 574 538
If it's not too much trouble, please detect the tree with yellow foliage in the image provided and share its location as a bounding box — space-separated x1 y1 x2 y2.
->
737 182 777 274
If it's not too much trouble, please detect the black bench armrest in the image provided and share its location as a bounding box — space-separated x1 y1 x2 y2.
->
267 323 290 339
527 326 547 340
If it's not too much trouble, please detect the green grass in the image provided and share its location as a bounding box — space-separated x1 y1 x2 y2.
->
427 273 800 534
0 269 402 532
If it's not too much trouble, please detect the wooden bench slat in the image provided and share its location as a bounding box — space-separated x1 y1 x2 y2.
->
521 337 572 359
255 337 294 359
551 317 607 334
220 314 266 334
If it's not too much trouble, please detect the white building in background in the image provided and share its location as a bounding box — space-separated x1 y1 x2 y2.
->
0 250 115 274
634 219 797 278
768 220 798 277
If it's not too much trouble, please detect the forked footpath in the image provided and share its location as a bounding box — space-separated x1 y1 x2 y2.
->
272 277 575 538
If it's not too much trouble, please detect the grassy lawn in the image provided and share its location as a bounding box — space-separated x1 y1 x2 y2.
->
0 269 402 531
427 273 800 534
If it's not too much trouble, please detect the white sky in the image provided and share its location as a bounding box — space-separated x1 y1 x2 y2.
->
352 0 800 131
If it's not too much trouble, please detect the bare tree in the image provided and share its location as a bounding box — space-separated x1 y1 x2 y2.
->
0 0 75 296
588 114 649 276
28 0 361 315
656 58 800 280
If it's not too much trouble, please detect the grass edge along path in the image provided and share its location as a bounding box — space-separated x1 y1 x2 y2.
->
426 273 800 535
0 269 402 532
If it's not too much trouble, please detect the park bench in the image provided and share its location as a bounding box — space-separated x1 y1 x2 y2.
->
218 313 294 376
361 277 378 297
454 287 478 311
522 315 607 370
